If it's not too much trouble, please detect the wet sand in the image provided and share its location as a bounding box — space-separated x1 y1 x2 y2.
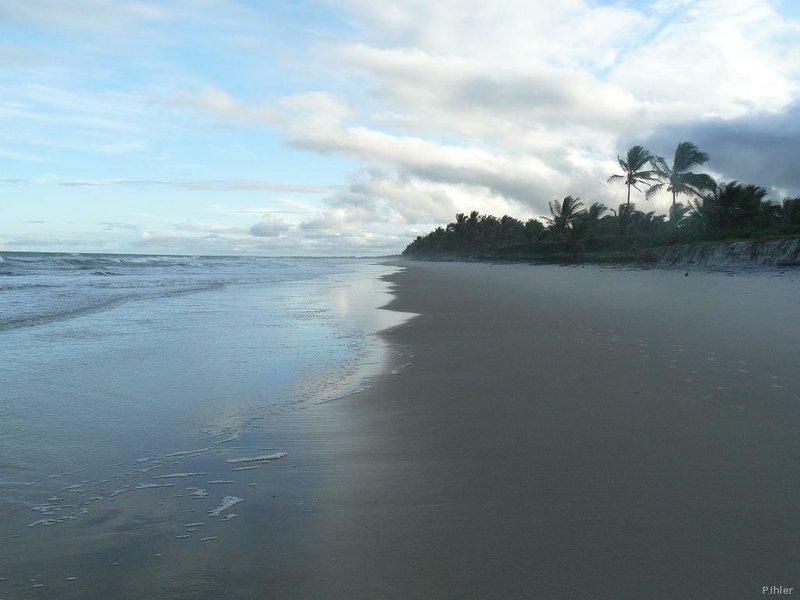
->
4 261 799 598
282 261 800 599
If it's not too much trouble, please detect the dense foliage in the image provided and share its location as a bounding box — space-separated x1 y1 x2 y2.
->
402 141 800 261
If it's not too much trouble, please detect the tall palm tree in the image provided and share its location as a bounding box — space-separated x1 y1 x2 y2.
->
607 145 660 212
545 195 585 234
647 141 716 210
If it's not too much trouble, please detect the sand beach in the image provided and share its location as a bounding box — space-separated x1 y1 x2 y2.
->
2 259 799 599
263 260 800 599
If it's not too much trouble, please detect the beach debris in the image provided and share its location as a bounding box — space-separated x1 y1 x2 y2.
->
154 473 208 479
209 496 243 517
225 452 287 464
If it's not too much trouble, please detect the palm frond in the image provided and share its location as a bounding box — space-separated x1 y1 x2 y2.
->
645 182 666 200
673 141 710 172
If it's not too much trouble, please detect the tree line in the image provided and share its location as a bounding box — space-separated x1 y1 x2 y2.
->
402 141 800 260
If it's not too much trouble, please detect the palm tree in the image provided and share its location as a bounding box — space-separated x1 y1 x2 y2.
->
648 141 716 211
545 195 585 234
668 202 691 228
607 145 660 213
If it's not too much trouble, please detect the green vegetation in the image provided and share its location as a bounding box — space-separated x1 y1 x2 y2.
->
402 141 800 262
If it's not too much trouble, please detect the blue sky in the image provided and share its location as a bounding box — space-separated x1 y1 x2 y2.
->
2 0 799 255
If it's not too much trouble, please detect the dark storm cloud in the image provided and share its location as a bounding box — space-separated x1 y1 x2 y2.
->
642 104 800 195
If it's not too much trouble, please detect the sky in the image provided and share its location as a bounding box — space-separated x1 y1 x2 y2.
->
1 0 799 256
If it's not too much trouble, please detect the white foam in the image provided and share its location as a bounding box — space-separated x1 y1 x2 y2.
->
28 514 78 526
28 518 58 527
231 466 259 471
209 496 243 517
184 522 204 527
154 472 208 479
199 536 218 542
165 447 212 458
207 480 235 484
135 483 175 490
109 483 174 497
225 452 287 464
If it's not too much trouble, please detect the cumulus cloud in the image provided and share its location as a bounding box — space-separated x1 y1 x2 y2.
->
607 0 800 118
642 103 800 195
6 0 800 255
324 0 650 69
249 214 289 237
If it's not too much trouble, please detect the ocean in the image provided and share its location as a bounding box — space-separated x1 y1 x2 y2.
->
0 252 407 596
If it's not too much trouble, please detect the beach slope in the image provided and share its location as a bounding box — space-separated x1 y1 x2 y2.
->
303 261 800 599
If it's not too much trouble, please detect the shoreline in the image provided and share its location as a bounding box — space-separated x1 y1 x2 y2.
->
0 260 409 600
4 261 799 598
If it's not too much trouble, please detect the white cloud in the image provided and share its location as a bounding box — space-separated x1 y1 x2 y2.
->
61 178 337 193
6 0 800 255
164 87 278 126
608 0 800 118
249 214 290 237
324 0 651 69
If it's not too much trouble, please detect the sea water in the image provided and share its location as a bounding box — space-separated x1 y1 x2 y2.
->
0 252 407 595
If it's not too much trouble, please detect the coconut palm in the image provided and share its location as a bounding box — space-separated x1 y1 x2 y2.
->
545 195 585 234
607 145 660 212
647 141 716 210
